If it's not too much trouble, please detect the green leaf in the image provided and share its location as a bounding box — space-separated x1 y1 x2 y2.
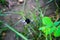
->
39 26 45 30
54 21 60 27
42 17 53 27
54 25 60 37
48 27 56 35
39 26 56 35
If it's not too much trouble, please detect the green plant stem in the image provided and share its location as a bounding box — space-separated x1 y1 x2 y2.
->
46 35 48 40
50 34 52 40
35 0 44 17
46 0 53 5
28 24 37 34
5 24 28 40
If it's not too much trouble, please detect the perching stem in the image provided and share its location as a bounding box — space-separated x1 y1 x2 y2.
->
5 23 28 40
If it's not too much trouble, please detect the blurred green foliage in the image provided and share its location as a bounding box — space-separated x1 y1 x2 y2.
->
0 20 3 26
0 0 8 7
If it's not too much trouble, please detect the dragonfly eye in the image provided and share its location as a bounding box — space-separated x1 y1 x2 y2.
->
25 18 30 24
